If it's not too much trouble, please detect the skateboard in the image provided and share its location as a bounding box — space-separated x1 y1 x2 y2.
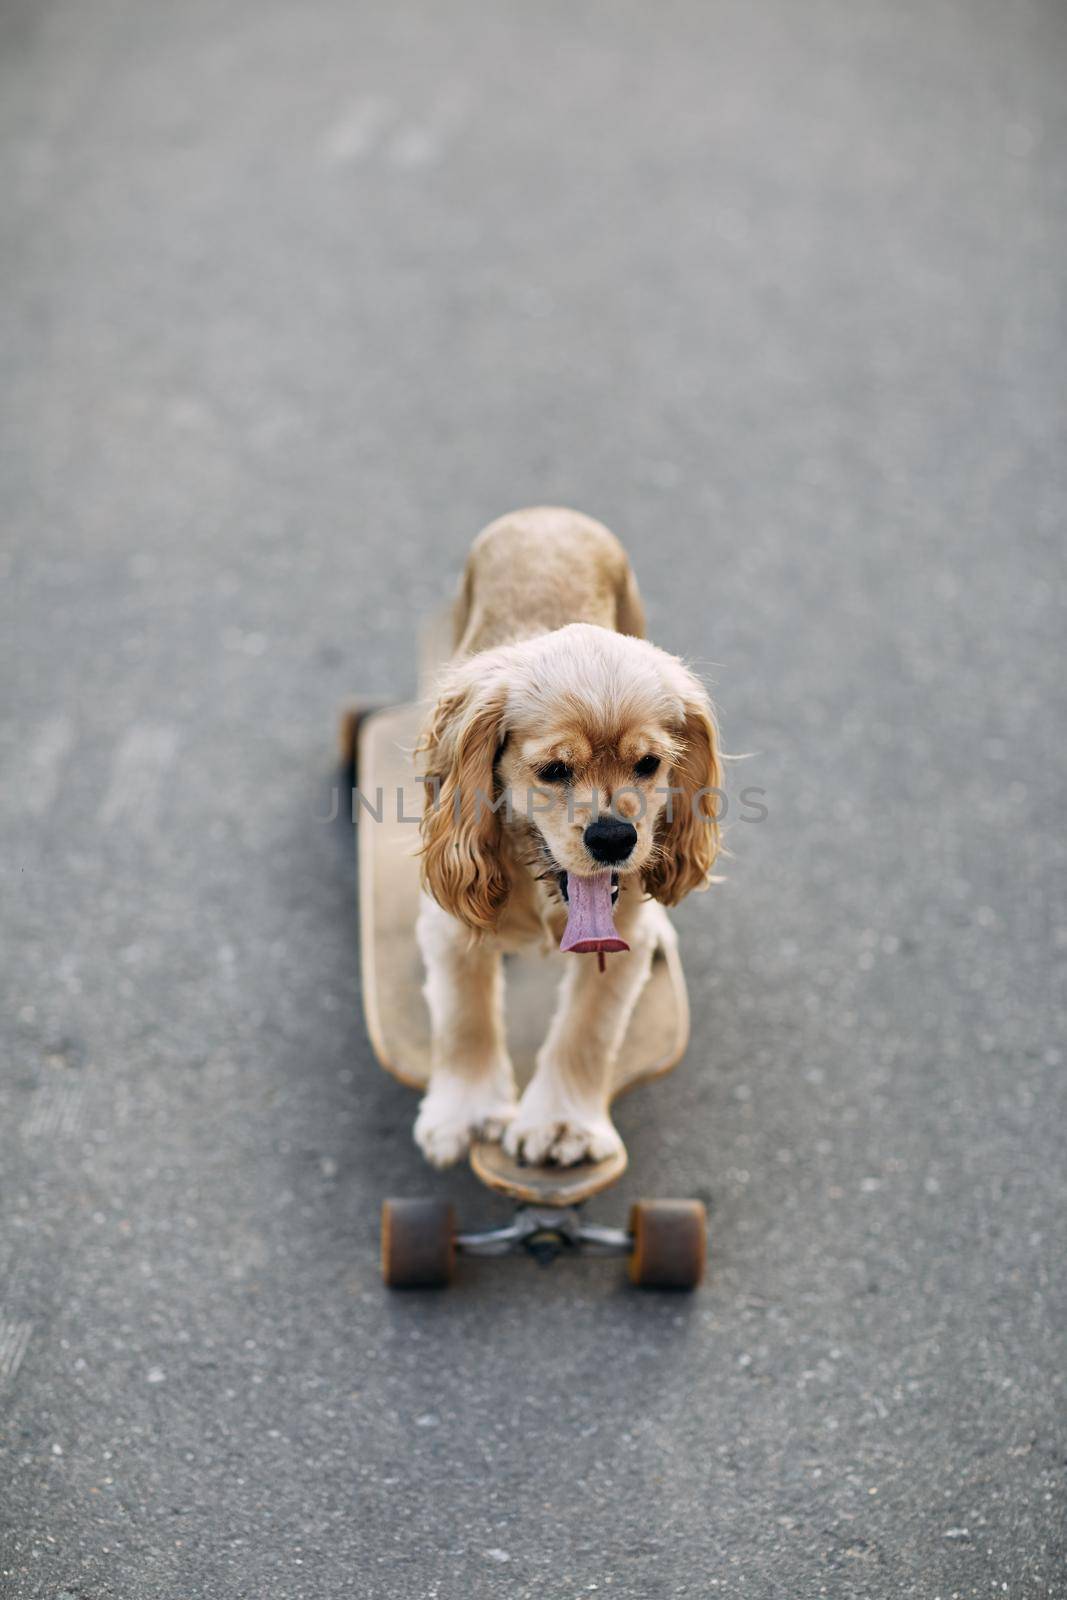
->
342 627 708 1290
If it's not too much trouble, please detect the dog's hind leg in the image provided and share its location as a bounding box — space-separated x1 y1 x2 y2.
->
413 894 517 1168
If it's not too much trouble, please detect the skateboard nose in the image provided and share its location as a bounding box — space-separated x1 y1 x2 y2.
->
583 818 637 864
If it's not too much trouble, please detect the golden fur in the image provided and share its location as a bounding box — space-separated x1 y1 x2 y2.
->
411 507 723 1169
419 508 722 935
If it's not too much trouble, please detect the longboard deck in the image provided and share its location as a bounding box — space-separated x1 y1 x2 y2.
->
357 703 690 1205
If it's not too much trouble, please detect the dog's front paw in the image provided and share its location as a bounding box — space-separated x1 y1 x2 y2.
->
503 1104 623 1168
414 1080 516 1169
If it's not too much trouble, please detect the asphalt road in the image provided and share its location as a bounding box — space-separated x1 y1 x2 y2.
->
2 1 1065 1595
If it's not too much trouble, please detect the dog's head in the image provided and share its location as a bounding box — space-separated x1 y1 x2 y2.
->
418 624 722 934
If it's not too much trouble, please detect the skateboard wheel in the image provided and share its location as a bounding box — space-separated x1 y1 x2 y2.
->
381 1199 455 1288
628 1200 707 1290
339 705 369 788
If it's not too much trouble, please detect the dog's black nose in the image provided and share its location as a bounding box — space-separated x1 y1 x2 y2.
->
583 818 638 864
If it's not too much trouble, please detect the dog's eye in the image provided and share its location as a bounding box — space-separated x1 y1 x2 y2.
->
634 754 661 779
537 761 572 785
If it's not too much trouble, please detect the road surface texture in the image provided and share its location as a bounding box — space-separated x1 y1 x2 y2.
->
2 1 1064 1596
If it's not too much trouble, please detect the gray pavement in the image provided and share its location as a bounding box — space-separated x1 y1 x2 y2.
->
2 1 1065 1595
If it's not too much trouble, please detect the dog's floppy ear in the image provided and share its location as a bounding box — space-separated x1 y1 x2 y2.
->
417 661 510 934
645 665 723 906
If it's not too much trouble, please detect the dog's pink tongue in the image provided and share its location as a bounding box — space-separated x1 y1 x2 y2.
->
560 871 629 955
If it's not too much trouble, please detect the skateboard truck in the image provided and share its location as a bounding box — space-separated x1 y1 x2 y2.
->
455 1206 631 1267
381 1195 707 1289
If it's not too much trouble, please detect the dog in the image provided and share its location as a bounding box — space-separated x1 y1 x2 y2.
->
414 507 722 1168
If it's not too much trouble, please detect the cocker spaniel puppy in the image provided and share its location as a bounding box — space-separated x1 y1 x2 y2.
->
415 507 722 1168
